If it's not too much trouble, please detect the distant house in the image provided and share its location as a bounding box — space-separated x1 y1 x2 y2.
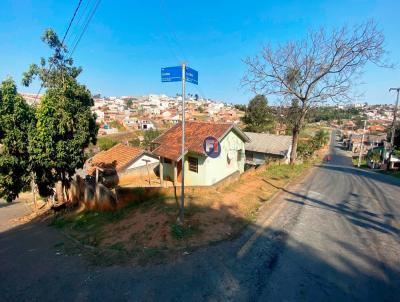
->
244 132 292 165
368 124 386 133
152 121 250 186
139 120 155 130
86 143 159 184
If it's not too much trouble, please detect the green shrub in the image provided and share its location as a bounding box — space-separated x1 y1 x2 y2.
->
97 137 118 151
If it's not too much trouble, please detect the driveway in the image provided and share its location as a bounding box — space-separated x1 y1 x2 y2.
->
0 130 399 301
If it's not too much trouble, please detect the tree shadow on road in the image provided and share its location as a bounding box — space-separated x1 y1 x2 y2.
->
0 185 400 301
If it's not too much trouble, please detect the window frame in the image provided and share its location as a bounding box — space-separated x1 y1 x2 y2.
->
188 156 198 173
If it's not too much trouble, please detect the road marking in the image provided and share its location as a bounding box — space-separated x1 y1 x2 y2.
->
236 199 287 259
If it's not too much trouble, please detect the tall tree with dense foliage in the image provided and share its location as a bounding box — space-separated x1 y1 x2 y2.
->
0 78 35 202
243 21 388 163
23 29 98 198
242 95 275 133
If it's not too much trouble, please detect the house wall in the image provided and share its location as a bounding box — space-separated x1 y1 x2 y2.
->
185 130 245 186
183 153 207 186
160 130 246 186
245 147 291 165
126 154 159 170
162 161 175 181
120 162 159 178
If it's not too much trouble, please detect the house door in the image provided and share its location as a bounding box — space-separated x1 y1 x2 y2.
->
177 159 182 183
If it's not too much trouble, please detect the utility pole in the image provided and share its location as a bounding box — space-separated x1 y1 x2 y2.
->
387 88 400 170
179 63 186 224
358 119 367 168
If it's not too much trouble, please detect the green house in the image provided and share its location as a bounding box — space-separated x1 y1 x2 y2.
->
152 121 250 186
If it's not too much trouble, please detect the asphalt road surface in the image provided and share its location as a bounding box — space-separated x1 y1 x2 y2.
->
0 130 399 301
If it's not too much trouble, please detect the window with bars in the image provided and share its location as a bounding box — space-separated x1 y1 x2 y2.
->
188 156 198 173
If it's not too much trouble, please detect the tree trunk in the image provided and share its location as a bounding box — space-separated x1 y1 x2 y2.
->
289 105 307 165
290 128 300 165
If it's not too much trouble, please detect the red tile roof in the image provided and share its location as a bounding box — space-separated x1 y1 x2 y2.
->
86 143 144 175
152 121 248 161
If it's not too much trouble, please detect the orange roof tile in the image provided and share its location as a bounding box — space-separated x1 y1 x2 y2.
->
152 121 249 161
86 143 144 175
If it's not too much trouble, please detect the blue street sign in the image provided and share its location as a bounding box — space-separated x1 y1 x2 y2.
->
203 136 221 158
185 66 198 85
161 65 198 85
161 66 182 82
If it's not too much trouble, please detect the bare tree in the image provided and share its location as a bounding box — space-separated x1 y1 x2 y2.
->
243 20 389 164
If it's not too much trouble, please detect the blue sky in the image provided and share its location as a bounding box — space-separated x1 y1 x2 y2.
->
0 0 399 104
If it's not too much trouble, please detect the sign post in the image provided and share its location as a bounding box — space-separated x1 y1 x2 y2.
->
161 64 198 224
180 63 186 224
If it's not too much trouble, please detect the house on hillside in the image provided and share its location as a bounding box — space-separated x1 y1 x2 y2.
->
86 143 159 186
151 121 250 186
244 132 292 165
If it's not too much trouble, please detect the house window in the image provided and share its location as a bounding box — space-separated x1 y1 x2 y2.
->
164 158 172 164
188 156 198 173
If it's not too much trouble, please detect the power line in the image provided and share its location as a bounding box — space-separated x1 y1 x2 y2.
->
61 0 83 45
64 0 93 48
69 0 101 57
34 0 84 102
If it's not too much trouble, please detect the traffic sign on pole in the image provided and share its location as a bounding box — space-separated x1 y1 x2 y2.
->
161 66 182 82
161 64 199 224
185 66 198 85
161 66 198 85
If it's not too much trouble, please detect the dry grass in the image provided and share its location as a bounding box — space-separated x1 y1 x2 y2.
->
53 148 326 266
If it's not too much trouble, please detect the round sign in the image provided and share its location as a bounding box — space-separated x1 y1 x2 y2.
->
203 136 221 158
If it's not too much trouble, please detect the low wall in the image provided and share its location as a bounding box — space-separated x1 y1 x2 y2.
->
120 162 159 178
115 162 272 206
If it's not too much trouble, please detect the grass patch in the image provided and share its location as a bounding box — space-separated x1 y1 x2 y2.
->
170 223 199 240
352 156 367 168
263 162 311 181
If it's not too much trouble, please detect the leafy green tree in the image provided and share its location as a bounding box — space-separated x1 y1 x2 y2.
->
242 95 275 133
143 129 163 148
0 78 35 202
23 29 98 198
197 105 205 113
126 99 133 108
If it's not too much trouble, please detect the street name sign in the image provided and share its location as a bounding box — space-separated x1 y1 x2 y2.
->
161 66 182 82
161 65 198 85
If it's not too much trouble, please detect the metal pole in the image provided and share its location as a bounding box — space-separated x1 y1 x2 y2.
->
358 120 367 168
179 63 186 224
388 88 400 170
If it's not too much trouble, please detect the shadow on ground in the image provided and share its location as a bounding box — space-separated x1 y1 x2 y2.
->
0 186 399 301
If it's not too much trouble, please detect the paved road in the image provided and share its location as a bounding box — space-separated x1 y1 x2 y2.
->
0 130 399 301
0 200 32 232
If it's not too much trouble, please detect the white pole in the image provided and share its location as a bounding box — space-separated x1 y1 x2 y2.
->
388 88 399 170
179 63 186 224
358 120 367 168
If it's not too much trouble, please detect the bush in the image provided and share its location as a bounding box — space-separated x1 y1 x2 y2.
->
297 129 329 159
297 141 315 158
